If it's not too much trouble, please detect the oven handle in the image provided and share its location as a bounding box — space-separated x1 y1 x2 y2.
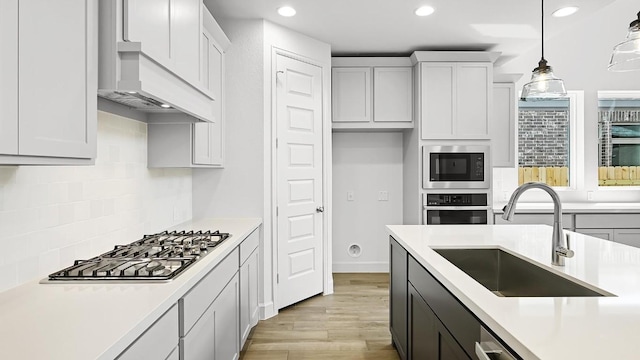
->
423 205 492 211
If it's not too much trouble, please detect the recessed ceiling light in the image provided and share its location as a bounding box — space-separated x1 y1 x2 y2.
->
415 6 435 17
552 6 579 17
160 104 171 108
277 6 296 17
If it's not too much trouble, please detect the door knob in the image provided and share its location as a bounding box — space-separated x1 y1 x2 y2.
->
316 206 324 213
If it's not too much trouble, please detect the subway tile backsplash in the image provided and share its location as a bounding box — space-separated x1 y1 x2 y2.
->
0 111 192 292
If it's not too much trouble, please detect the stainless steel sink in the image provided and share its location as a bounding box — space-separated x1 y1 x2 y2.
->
433 248 610 297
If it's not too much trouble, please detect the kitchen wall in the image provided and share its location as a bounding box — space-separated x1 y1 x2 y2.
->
332 132 403 272
193 18 332 316
495 0 640 203
0 111 192 292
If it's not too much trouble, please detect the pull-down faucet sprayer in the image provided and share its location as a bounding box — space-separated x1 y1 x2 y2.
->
502 182 574 266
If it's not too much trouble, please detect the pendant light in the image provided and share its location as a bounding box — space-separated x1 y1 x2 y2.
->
608 11 640 72
521 0 567 101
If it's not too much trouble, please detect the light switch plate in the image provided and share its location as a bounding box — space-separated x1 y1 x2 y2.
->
378 191 389 201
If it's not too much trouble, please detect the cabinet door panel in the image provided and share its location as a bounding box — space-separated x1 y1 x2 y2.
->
408 284 437 360
332 68 371 122
575 228 613 241
214 273 240 360
456 63 490 138
421 63 454 139
614 229 640 248
171 0 200 83
0 0 18 155
374 67 412 122
390 237 408 360
492 83 515 167
193 123 213 165
18 0 95 158
124 0 171 64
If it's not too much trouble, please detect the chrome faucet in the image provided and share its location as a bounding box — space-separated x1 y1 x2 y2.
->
502 182 574 266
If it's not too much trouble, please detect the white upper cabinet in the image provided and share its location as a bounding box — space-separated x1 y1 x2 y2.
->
0 0 97 165
491 74 521 168
123 0 199 84
147 4 229 168
374 67 413 123
332 67 371 123
420 62 492 140
331 57 413 130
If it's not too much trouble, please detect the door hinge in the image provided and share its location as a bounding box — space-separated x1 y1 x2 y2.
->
277 274 279 284
276 206 278 216
276 138 278 148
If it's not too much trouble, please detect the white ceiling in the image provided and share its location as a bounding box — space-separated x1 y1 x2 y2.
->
204 0 619 66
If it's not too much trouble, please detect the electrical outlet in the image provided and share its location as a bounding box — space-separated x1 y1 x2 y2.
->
347 191 355 201
587 191 594 201
378 191 389 201
502 191 508 201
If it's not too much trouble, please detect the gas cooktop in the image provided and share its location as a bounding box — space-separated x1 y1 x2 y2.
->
46 230 230 282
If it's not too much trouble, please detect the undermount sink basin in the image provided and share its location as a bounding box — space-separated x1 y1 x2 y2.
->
433 248 611 297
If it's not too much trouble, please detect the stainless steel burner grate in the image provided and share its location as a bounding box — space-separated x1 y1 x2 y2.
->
48 230 230 281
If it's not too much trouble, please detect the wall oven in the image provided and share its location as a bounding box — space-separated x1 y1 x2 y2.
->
423 193 491 225
423 145 490 189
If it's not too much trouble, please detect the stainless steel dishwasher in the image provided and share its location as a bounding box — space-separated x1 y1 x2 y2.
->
475 326 517 360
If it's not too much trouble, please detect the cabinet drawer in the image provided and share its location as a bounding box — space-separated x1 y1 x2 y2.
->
575 214 639 229
240 228 259 265
494 213 574 229
180 248 239 336
117 304 179 360
408 255 479 358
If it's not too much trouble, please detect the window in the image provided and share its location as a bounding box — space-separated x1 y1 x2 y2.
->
598 91 640 187
517 93 580 188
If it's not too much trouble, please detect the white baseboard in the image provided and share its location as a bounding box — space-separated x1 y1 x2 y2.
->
259 301 276 320
332 261 389 273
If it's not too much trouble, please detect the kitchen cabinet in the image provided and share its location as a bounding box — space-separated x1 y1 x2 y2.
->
420 62 492 140
491 74 521 167
147 5 229 168
180 247 240 360
407 254 480 359
331 58 413 130
0 0 97 165
240 229 260 348
116 305 179 360
575 213 640 248
390 237 408 360
124 0 200 85
494 213 575 230
408 284 469 360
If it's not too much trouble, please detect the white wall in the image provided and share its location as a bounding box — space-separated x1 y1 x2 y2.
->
494 0 640 204
332 132 403 272
193 18 332 317
0 111 192 292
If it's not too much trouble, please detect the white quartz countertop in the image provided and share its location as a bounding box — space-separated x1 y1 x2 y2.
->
387 224 640 360
492 202 640 213
0 217 261 360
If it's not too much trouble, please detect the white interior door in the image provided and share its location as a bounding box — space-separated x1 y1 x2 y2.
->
276 54 324 309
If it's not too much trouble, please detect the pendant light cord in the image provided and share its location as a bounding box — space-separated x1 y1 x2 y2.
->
541 0 544 60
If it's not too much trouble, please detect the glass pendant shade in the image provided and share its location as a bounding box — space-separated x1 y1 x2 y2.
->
521 0 567 101
608 12 640 72
521 59 567 101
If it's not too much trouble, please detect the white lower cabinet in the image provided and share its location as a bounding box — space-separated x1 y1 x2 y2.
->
180 248 240 360
239 229 260 348
493 213 574 230
574 228 614 241
116 305 179 360
181 272 240 360
574 214 640 248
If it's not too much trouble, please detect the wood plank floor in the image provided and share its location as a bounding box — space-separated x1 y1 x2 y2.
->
240 273 400 360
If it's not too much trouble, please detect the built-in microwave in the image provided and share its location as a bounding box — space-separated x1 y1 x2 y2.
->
422 145 490 189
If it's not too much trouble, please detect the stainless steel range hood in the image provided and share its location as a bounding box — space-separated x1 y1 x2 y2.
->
98 0 216 123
